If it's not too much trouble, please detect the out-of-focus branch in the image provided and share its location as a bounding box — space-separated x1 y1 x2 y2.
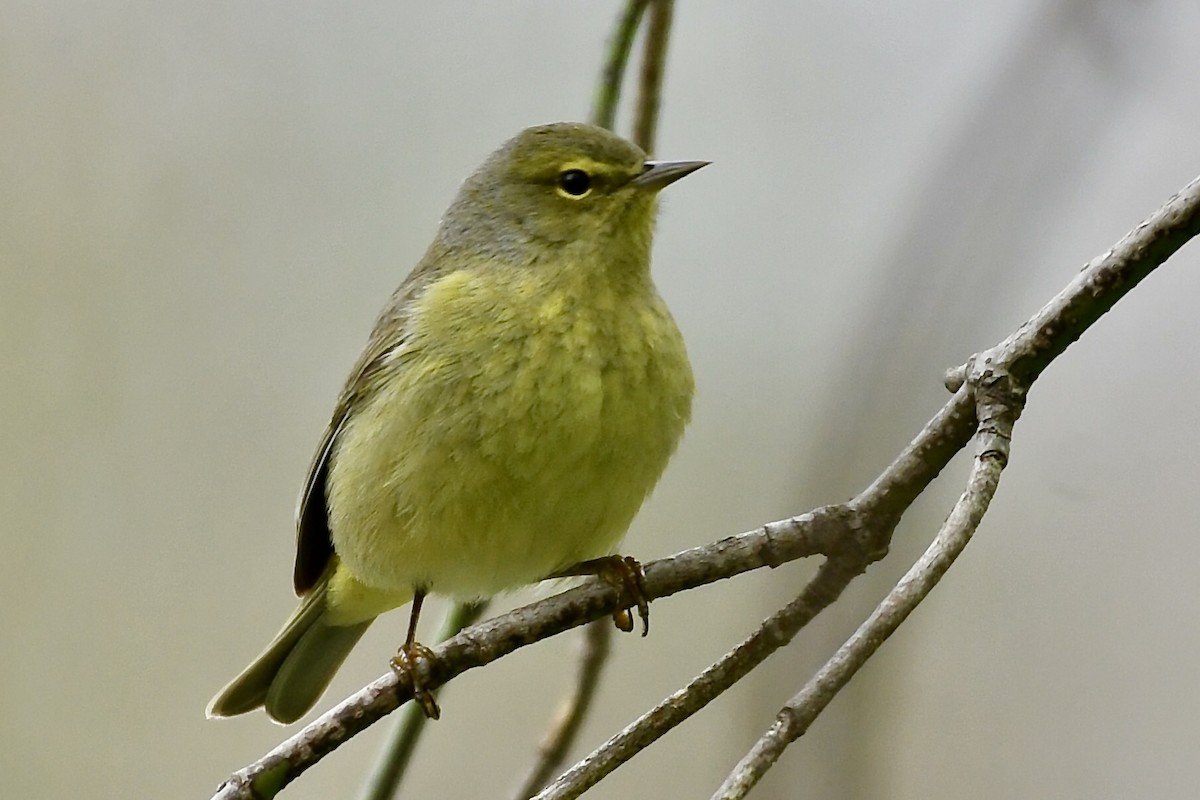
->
590 0 671 150
591 0 651 131
356 600 488 800
509 5 680 796
511 621 613 800
632 0 673 153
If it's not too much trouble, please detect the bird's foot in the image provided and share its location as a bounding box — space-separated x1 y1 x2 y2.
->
390 641 441 720
558 555 650 636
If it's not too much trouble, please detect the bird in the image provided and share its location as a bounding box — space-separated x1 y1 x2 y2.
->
208 122 706 724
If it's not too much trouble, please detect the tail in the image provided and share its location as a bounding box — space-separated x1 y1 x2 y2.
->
207 572 371 724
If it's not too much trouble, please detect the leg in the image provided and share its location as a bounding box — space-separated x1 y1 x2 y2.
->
553 555 651 636
389 590 441 719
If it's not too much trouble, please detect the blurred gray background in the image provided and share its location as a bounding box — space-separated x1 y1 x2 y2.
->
3 2 1199 798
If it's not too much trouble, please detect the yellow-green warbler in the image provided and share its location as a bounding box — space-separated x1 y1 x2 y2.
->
208 122 706 724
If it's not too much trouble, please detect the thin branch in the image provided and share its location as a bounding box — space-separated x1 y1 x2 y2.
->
531 555 863 800
524 172 1200 800
528 378 985 799
511 621 613 799
357 600 488 800
951 174 1200 390
591 0 651 131
212 173 1200 800
632 0 674 153
710 372 1021 799
210 511 840 800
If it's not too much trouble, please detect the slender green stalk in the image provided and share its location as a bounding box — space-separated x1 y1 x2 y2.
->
591 0 651 130
357 600 489 800
632 0 674 153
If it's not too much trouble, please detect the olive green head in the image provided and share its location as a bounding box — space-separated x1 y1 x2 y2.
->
435 122 707 263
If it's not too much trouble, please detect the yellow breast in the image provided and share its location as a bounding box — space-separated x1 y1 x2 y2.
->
326 262 693 598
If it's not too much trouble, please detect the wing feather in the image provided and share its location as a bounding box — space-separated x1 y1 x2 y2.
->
290 260 441 595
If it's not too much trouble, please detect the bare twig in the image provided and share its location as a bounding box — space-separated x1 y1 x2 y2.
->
511 621 613 799
632 0 674 153
710 368 1022 799
949 174 1200 391
529 378 984 800
210 171 1200 800
210 511 841 799
591 0 651 131
357 601 488 800
525 172 1200 800
531 556 864 800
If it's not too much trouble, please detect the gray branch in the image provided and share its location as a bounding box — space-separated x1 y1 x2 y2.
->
710 361 1022 799
210 174 1200 800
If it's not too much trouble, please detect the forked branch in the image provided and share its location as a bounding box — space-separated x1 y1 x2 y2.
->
211 173 1200 800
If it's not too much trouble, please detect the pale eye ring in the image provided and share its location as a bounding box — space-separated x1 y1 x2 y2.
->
557 169 592 198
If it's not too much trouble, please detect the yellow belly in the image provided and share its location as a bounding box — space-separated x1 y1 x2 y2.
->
325 266 693 599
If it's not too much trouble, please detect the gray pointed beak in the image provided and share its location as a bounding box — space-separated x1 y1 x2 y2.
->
631 159 710 190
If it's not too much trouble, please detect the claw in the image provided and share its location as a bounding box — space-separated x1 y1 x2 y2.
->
390 590 441 719
612 607 635 633
555 555 650 636
390 641 441 720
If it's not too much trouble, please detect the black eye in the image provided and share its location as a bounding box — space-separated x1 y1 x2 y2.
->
557 169 592 197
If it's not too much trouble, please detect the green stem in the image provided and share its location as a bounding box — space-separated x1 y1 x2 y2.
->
357 600 489 800
591 0 651 130
632 0 674 154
